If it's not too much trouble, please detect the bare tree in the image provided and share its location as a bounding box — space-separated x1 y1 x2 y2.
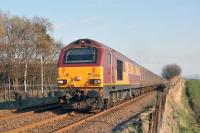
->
162 64 182 80
0 11 63 101
2 16 36 92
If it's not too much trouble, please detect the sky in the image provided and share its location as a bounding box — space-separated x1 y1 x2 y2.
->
1 0 200 76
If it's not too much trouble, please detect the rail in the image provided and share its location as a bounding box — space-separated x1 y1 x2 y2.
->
55 91 155 133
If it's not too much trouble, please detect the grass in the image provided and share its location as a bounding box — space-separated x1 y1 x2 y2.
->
179 80 200 133
143 100 155 112
186 80 200 116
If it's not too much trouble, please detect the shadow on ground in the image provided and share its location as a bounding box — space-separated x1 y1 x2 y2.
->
0 96 58 110
112 112 143 133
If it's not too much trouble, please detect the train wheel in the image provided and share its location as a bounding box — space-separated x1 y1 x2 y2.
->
86 97 98 108
103 99 111 109
86 90 103 109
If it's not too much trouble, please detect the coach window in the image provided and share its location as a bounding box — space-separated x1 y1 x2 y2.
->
117 60 123 80
107 53 111 64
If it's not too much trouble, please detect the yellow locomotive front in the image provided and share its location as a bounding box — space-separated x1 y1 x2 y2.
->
57 41 104 89
57 66 103 89
55 39 104 110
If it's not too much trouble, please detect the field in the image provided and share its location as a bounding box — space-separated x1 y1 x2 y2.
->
181 80 200 132
186 80 200 115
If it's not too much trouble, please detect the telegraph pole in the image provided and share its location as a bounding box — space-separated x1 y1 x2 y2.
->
41 54 44 96
24 62 28 93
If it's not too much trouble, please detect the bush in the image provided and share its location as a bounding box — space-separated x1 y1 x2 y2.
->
162 64 182 79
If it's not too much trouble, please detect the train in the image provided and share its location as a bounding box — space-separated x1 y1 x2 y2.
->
55 39 163 110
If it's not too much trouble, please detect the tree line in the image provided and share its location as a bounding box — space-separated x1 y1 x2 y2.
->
0 11 62 89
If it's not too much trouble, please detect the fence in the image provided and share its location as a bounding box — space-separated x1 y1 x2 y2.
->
0 84 57 103
148 76 181 133
149 85 168 133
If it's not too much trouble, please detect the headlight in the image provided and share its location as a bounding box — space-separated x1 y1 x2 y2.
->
90 79 101 85
58 80 67 85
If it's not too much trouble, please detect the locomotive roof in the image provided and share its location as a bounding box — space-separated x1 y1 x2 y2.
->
62 39 161 78
63 39 111 49
63 38 141 66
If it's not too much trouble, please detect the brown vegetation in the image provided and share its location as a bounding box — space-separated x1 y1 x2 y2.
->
0 11 63 101
160 76 185 133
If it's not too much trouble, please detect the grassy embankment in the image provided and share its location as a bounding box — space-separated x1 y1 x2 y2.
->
179 80 200 133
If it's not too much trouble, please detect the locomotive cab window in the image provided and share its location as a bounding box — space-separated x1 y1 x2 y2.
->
64 47 97 63
117 60 123 80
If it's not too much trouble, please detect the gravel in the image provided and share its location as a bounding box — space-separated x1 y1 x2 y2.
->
26 112 94 133
67 92 157 133
0 108 64 132
0 92 156 133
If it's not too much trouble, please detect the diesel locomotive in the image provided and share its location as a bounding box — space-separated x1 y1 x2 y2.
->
55 39 163 110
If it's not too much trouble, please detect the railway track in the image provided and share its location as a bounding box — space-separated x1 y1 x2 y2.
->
3 91 156 133
0 110 16 118
55 91 155 133
0 103 60 121
0 103 62 132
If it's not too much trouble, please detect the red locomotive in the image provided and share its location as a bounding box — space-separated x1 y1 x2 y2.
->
55 39 163 110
